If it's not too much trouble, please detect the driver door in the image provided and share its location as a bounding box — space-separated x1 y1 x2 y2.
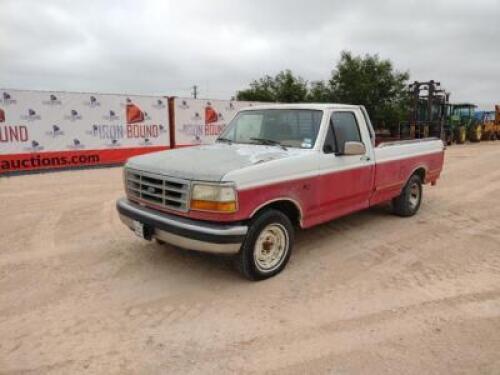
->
316 109 375 223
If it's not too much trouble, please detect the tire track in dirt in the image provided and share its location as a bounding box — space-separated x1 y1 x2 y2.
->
152 289 500 374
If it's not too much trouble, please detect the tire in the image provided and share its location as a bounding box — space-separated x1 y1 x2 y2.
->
392 174 423 217
470 125 482 142
235 209 294 281
456 127 466 144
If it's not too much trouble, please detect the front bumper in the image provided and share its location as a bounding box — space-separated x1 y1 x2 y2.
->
116 198 247 254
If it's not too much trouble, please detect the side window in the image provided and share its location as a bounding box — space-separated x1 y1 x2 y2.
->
331 112 361 154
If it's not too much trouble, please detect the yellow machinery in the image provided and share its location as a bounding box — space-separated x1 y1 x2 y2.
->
478 105 500 141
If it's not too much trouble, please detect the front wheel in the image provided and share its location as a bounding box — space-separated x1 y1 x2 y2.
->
392 174 423 217
235 209 294 281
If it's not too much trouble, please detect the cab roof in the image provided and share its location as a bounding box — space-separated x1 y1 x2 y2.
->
240 103 362 111
451 103 477 107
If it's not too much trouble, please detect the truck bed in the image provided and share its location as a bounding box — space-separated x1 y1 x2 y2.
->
370 138 445 206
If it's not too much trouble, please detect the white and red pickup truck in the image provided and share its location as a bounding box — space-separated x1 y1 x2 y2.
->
117 104 445 280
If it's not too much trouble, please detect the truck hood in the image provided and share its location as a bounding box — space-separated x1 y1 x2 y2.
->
126 143 305 181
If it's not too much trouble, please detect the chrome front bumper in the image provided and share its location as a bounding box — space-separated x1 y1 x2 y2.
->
116 198 247 254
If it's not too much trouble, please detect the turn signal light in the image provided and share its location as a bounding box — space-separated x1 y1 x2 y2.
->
190 200 237 213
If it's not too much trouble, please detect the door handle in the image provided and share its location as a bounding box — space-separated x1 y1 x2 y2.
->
360 155 371 161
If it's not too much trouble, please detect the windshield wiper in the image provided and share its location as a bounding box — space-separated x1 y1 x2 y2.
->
250 137 287 150
216 137 233 144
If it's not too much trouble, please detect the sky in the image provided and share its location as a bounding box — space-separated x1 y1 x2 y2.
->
1 0 499 109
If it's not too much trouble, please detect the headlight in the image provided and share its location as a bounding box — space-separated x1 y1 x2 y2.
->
190 184 237 213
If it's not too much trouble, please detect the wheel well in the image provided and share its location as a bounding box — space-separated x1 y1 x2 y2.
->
413 167 426 183
252 200 301 227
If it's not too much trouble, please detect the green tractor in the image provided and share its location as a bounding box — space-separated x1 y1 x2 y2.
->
446 103 482 144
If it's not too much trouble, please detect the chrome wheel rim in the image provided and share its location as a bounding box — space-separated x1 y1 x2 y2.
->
408 182 420 210
254 224 288 273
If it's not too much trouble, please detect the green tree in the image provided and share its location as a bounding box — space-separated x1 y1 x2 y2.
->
272 70 308 102
236 70 308 102
236 75 275 102
307 80 332 103
329 51 409 128
236 52 410 129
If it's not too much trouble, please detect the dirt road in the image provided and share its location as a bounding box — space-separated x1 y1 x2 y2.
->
1 143 500 374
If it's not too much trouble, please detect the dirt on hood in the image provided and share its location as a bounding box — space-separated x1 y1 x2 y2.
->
126 142 305 181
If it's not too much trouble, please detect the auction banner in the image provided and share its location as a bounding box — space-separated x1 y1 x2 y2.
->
171 97 260 146
0 89 170 173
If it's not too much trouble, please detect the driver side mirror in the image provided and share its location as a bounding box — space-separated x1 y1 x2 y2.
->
343 141 366 156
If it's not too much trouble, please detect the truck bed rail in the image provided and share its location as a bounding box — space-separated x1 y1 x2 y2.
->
376 137 441 148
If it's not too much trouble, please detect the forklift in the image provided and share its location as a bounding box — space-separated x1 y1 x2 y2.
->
403 80 449 142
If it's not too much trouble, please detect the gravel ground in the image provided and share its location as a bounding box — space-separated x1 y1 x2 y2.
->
1 143 499 374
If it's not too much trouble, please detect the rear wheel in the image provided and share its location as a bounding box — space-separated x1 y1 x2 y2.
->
456 126 466 144
470 125 482 142
235 209 294 281
392 174 423 217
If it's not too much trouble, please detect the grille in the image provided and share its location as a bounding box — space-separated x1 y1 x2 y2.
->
125 169 190 211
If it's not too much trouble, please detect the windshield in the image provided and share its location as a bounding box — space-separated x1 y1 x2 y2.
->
452 106 474 118
219 109 323 149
